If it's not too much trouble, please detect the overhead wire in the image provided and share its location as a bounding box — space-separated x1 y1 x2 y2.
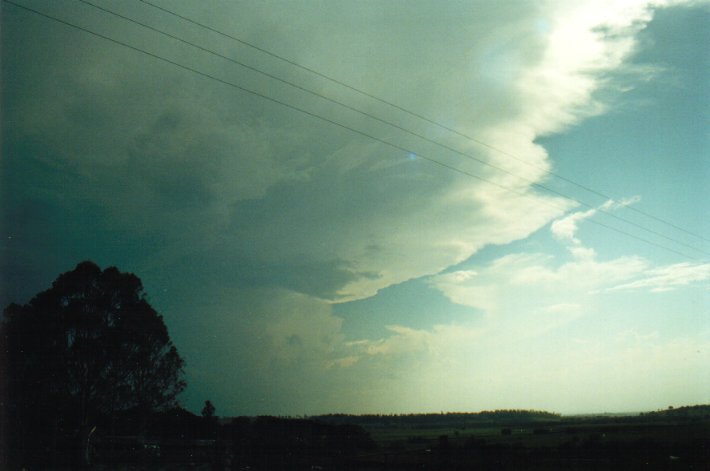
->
138 0 710 246
3 0 707 262
77 0 710 259
0 1 522 195
70 0 710 258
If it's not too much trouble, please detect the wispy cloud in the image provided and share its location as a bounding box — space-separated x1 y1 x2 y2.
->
551 197 641 257
611 262 710 292
429 190 707 339
430 250 648 334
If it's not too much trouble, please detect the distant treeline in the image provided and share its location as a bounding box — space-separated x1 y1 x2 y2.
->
312 409 561 428
640 404 710 419
560 405 710 426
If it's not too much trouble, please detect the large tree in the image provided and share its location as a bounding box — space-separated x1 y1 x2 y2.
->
2 261 185 466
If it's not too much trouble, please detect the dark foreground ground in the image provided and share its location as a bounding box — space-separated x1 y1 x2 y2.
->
352 415 710 470
13 407 710 470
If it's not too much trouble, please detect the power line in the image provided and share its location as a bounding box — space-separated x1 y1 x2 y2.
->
3 0 706 262
71 0 710 258
0 1 513 193
139 0 710 246
81 0 710 258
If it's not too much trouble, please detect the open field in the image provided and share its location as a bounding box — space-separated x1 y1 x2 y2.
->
349 412 710 470
10 407 710 470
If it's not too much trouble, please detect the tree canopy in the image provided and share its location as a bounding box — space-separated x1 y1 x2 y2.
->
202 399 216 419
2 261 185 467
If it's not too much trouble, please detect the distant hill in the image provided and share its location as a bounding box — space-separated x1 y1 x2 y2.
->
311 409 561 428
640 404 710 419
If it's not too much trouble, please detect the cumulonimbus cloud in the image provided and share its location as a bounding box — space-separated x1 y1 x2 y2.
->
4 0 707 415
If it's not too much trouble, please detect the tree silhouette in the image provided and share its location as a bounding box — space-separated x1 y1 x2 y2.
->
2 261 186 467
202 400 216 420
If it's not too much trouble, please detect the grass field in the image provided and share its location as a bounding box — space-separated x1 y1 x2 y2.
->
354 414 710 470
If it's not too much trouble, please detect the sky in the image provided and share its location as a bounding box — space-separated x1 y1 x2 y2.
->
1 0 709 416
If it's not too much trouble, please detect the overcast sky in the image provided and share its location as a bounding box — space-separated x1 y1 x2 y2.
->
2 0 709 416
